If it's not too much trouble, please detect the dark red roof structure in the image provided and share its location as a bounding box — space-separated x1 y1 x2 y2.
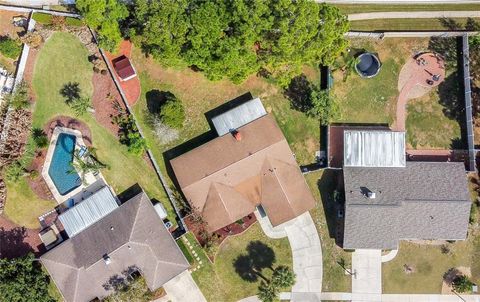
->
112 55 136 81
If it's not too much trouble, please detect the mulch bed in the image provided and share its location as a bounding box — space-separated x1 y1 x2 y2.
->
0 214 44 259
43 116 93 146
26 148 54 201
185 213 257 248
104 40 141 106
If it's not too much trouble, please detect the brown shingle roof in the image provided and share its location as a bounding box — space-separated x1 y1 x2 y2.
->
171 114 315 232
112 55 136 80
41 192 189 302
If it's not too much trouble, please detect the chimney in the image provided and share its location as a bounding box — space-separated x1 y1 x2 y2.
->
232 130 242 141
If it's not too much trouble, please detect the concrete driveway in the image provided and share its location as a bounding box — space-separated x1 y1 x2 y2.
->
351 249 382 302
256 211 323 301
162 270 206 302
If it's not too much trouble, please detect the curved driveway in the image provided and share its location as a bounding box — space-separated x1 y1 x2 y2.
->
255 211 323 301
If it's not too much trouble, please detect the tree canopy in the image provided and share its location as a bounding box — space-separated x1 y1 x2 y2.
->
129 0 349 85
0 253 55 302
76 0 128 51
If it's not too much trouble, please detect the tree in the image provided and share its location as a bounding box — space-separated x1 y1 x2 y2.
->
307 86 340 125
69 96 91 116
160 95 185 129
115 115 147 155
75 0 128 52
257 281 277 302
0 253 55 302
0 36 22 59
32 128 49 148
4 161 25 182
129 0 349 85
6 81 30 110
452 275 474 293
70 149 107 184
342 54 361 82
271 266 296 289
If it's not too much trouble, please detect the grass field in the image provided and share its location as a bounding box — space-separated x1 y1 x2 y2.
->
336 3 480 14
191 223 292 302
130 48 320 193
332 38 430 125
406 89 461 149
350 18 480 32
305 170 352 292
4 31 172 228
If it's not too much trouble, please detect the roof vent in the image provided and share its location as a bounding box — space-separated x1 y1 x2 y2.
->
103 254 111 265
367 192 376 199
232 130 242 141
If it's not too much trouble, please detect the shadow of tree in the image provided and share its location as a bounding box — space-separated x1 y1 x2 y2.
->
233 241 276 283
0 226 34 259
284 74 313 113
439 18 463 31
428 36 459 69
102 265 140 291
146 90 175 115
318 170 344 246
59 82 80 104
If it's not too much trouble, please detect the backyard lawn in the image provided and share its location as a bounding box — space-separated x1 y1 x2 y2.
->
191 223 292 302
130 47 320 191
305 170 352 293
4 31 173 228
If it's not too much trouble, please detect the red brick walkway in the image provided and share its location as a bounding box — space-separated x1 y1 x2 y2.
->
392 53 445 131
105 40 141 106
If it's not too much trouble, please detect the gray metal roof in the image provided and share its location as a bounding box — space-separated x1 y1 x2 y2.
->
59 186 119 238
211 97 267 136
343 162 471 250
344 130 406 167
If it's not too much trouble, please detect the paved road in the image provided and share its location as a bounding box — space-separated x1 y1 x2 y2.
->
349 10 480 21
255 211 323 301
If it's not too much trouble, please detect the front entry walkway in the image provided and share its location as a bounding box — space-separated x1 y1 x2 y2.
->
162 270 206 302
352 249 382 302
256 211 323 301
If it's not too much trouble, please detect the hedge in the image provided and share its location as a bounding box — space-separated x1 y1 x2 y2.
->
32 12 83 27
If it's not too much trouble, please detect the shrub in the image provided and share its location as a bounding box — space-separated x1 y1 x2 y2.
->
32 128 49 148
69 96 91 116
452 275 474 293
115 115 147 155
160 96 185 129
20 32 43 49
307 86 340 125
32 12 53 25
65 17 84 27
6 81 30 109
5 161 24 182
0 36 22 59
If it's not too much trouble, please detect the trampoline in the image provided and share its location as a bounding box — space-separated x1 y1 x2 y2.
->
355 52 381 78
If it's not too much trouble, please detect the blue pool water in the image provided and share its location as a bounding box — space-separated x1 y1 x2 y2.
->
48 133 81 195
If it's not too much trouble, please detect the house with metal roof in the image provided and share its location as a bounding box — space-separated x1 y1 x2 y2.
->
342 130 471 250
170 98 315 232
41 190 189 302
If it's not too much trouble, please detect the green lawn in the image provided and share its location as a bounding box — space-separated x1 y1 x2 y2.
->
4 31 173 227
350 18 480 32
3 178 56 228
406 90 461 149
130 48 320 195
336 3 480 14
191 223 292 302
305 170 351 292
332 38 430 125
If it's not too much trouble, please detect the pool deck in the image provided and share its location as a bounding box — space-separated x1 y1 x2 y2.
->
41 127 102 204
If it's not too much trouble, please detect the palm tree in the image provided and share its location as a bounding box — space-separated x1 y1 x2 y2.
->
271 266 296 289
343 55 361 82
70 149 107 184
257 281 277 302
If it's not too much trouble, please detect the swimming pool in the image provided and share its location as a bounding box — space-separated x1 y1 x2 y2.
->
48 133 81 195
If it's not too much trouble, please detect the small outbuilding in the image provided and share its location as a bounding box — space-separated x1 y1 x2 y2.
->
112 55 137 81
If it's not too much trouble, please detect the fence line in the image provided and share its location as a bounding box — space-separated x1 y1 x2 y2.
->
347 30 479 39
461 34 476 172
0 4 79 17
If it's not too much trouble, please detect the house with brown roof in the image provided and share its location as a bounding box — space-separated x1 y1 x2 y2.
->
40 190 189 302
170 98 315 232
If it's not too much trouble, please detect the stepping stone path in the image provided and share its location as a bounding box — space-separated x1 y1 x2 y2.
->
182 236 203 270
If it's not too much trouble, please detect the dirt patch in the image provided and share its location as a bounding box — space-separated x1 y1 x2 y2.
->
0 214 43 258
0 11 27 38
43 116 93 146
